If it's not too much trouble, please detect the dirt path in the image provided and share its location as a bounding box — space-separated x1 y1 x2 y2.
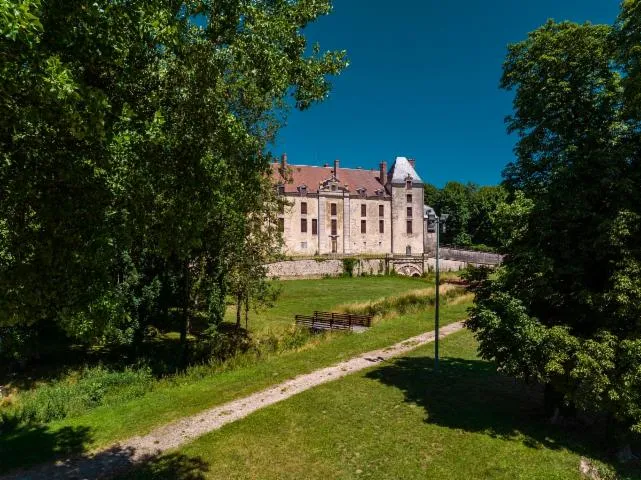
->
2 321 466 480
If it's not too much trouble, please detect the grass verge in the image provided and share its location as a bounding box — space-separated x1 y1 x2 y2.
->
125 330 636 480
0 288 470 473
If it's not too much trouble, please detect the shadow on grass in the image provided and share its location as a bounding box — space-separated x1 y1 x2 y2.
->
1 432 208 480
365 356 640 479
0 423 93 476
120 453 210 480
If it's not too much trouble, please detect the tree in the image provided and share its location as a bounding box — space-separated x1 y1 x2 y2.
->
423 183 440 208
467 11 641 444
0 1 347 358
434 182 474 245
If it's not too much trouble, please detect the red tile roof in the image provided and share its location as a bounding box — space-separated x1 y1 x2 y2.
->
270 163 385 195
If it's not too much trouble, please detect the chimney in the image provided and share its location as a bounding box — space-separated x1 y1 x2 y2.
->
379 161 387 185
408 158 416 169
281 153 288 169
333 159 340 177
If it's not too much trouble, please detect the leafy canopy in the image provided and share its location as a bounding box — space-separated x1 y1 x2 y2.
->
467 6 641 438
0 1 347 351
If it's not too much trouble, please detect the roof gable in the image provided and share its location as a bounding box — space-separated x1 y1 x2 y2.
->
388 156 423 185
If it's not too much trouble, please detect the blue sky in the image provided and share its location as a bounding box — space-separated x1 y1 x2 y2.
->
273 0 620 187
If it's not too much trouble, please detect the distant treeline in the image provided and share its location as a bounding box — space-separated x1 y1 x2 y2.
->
423 182 506 250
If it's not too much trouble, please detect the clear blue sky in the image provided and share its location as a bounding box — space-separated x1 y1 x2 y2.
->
273 0 620 187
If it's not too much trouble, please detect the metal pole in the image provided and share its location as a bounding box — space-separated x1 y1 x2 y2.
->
435 219 440 371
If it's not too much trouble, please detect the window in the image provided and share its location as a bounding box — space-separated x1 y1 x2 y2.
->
277 184 285 195
406 180 412 190
278 218 284 232
301 218 307 233
301 202 307 215
406 220 413 234
406 194 412 204
407 207 413 218
379 220 384 233
278 202 284 214
312 219 318 235
379 205 384 217
330 203 337 216
406 246 412 255
361 220 366 234
301 241 308 249
331 219 337 236
361 204 367 217
331 239 337 253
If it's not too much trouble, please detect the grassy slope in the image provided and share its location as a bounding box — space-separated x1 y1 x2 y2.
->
0 277 469 473
128 330 630 480
223 276 438 333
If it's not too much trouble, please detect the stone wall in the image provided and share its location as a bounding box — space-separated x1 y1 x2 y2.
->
267 258 387 279
391 184 424 255
267 248 494 280
438 247 503 265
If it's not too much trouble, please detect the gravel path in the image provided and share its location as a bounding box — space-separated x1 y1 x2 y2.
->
3 321 465 480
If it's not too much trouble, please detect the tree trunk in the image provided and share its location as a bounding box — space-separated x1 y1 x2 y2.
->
236 292 242 328
244 295 249 330
179 260 190 366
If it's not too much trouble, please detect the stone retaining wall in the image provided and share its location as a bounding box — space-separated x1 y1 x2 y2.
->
267 258 387 279
438 247 503 265
266 256 470 279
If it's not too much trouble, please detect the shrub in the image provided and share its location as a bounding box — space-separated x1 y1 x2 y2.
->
1 366 154 427
342 257 358 277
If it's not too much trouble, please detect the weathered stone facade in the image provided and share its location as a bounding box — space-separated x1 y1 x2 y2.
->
272 156 431 256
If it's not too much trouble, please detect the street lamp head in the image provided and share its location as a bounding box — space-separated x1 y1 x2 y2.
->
440 213 450 223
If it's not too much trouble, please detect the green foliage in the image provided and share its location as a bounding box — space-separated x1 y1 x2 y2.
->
424 182 507 247
342 257 358 277
0 1 347 359
2 366 154 426
468 9 641 440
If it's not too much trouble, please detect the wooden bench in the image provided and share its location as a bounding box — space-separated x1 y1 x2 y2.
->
295 311 372 331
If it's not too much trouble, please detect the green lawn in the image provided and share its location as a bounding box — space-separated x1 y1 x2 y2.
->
0 277 469 474
126 330 633 480
223 275 439 333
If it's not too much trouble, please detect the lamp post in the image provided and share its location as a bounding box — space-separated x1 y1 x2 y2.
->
428 211 449 372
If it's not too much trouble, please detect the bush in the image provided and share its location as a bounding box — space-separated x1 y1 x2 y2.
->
1 366 154 427
342 258 358 277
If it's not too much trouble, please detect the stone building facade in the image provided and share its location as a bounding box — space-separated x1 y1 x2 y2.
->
271 155 429 256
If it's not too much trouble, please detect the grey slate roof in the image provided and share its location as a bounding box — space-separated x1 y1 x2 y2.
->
388 156 423 185
424 205 436 219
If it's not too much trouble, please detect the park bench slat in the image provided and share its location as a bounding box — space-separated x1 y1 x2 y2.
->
295 311 372 331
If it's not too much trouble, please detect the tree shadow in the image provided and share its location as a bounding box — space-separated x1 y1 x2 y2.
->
119 452 210 480
1 430 209 480
0 423 93 475
365 355 639 479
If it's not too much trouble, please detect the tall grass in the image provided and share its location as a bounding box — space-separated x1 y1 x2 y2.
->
1 366 155 427
0 286 467 431
338 285 464 318
0 326 318 429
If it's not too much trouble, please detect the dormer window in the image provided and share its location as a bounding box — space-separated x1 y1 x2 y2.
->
297 184 308 196
405 179 412 190
375 189 384 197
277 184 285 195
356 187 367 198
